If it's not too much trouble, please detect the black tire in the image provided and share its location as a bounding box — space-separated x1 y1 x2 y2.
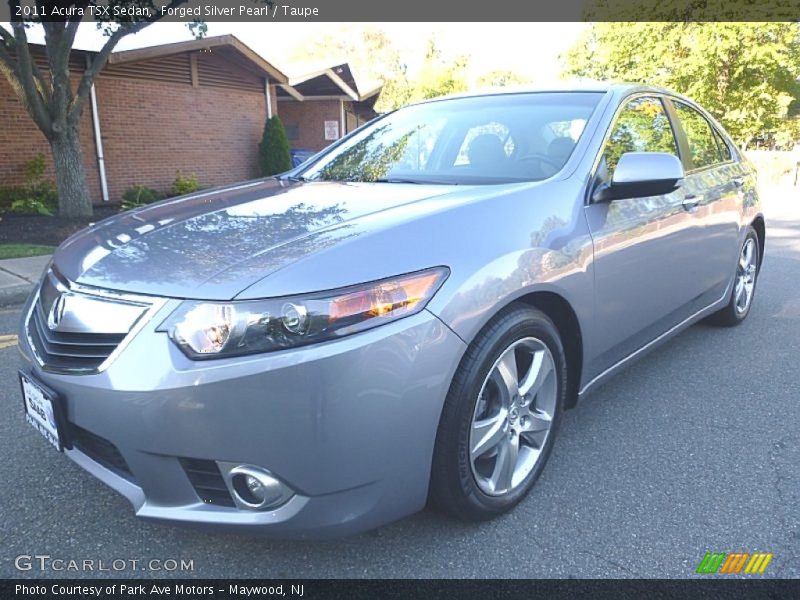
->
429 303 567 521
706 226 760 327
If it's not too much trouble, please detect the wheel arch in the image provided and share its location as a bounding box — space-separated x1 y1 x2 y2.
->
512 291 583 409
452 290 585 409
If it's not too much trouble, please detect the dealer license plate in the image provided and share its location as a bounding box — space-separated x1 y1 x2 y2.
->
20 371 63 451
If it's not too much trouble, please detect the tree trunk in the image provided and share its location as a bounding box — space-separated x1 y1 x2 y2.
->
50 127 93 217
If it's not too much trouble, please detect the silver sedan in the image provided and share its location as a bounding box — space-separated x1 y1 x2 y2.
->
17 84 763 537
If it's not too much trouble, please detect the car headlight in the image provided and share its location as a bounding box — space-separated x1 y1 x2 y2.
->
159 267 449 359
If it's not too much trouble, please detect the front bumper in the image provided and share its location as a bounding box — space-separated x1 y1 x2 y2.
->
17 294 466 538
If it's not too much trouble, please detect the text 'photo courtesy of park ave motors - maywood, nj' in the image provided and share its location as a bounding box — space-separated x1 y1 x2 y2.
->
15 583 303 597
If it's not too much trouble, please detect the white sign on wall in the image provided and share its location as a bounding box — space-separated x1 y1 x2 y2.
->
324 120 340 141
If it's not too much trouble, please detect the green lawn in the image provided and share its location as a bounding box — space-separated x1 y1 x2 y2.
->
0 244 55 260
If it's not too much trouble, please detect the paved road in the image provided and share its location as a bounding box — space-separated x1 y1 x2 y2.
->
1 206 798 580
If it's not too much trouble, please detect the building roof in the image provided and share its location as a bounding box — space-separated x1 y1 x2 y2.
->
108 34 289 84
20 34 382 103
276 60 383 102
106 34 383 102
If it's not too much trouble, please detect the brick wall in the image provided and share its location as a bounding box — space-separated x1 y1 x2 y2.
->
95 73 266 201
279 99 343 152
0 73 101 202
1 46 332 206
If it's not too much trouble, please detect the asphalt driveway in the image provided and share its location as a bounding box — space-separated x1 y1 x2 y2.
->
1 202 797 579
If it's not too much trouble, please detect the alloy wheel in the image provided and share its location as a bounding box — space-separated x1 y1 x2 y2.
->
469 337 557 496
734 237 757 315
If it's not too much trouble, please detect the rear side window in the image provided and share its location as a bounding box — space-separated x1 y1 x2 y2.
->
713 128 732 162
602 97 679 177
673 101 724 170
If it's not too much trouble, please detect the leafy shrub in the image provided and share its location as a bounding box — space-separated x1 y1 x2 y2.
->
170 171 201 197
259 116 292 176
0 185 30 213
10 197 54 216
24 153 47 186
121 172 202 212
121 185 165 211
0 154 58 216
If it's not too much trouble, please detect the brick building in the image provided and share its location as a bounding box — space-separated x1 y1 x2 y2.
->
0 35 381 205
276 61 382 152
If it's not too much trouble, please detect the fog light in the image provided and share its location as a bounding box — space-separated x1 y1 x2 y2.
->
225 465 294 510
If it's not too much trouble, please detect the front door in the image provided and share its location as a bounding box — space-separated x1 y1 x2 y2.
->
584 95 700 376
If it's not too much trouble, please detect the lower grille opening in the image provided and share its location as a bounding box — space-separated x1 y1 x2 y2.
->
179 458 235 507
71 425 135 482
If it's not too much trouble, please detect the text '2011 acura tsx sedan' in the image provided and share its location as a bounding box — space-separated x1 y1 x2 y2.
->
18 83 763 537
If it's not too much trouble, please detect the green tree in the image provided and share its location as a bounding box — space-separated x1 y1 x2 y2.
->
353 28 411 111
259 115 292 176
412 39 469 101
289 29 470 111
289 26 411 112
477 69 529 89
0 1 268 217
0 1 197 217
562 23 800 147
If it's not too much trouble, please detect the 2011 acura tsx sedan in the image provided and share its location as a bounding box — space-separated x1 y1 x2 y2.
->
18 83 763 537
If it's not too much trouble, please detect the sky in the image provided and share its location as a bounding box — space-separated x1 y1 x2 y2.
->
14 22 588 84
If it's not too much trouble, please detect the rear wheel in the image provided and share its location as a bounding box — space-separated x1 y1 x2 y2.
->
429 304 567 521
707 226 760 326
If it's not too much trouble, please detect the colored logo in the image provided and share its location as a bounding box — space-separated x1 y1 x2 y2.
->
696 552 773 575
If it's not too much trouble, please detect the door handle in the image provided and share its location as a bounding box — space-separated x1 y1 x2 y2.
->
682 194 701 210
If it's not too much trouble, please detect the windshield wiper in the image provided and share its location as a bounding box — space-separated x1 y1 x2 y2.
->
282 175 309 183
372 177 429 184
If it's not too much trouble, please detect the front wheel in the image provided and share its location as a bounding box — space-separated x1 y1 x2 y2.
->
707 226 760 326
429 304 567 521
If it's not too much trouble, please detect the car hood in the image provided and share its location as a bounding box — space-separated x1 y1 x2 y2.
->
54 179 471 300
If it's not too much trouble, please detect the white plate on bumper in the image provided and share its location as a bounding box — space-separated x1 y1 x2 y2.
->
20 372 64 451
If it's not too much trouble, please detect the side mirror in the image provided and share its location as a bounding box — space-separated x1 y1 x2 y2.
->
593 152 684 202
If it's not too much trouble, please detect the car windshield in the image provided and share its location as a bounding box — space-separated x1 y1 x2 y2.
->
299 92 604 185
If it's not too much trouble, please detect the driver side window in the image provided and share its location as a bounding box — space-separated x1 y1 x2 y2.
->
603 97 679 179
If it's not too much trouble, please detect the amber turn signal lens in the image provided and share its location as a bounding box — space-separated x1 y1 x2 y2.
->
329 271 444 323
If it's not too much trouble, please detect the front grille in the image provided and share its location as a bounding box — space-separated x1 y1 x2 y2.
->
28 301 125 373
26 269 152 374
180 458 235 507
71 424 135 482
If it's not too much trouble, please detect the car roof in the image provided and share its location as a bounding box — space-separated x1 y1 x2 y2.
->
412 82 682 105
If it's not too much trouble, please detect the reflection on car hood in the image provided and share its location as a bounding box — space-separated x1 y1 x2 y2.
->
54 179 466 299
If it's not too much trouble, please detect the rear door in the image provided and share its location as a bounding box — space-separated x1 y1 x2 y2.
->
667 99 742 301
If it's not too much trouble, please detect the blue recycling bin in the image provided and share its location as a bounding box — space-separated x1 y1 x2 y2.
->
290 149 315 168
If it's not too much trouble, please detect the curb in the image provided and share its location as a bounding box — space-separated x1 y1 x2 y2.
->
0 283 33 308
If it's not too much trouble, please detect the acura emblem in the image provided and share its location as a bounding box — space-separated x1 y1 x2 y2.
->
47 294 67 330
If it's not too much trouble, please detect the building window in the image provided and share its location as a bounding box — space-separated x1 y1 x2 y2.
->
285 123 300 141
